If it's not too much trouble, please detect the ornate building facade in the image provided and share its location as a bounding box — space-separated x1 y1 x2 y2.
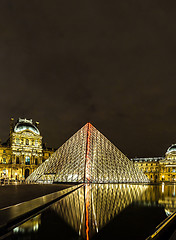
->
0 118 55 182
1 118 176 183
132 144 176 182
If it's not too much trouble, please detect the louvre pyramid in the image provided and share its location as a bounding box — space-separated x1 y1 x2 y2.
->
26 123 149 183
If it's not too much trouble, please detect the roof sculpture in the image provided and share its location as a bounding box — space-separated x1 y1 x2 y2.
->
26 123 149 183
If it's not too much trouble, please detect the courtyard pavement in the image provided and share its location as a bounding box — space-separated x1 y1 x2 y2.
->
0 184 82 237
0 184 73 209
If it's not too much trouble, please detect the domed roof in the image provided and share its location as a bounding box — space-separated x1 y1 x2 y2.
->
14 118 40 135
166 144 176 154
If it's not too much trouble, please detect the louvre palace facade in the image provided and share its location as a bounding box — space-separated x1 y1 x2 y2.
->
132 144 176 182
0 118 175 183
0 118 54 181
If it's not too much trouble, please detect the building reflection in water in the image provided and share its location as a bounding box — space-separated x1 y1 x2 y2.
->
10 184 176 240
135 183 176 216
51 184 147 239
13 215 41 234
158 183 176 216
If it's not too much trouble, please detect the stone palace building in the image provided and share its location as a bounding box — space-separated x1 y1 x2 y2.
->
0 118 175 183
0 118 54 181
132 144 176 182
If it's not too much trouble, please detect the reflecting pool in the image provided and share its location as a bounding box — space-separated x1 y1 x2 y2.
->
4 184 176 240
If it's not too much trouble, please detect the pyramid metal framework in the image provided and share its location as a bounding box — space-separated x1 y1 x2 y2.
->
26 123 149 183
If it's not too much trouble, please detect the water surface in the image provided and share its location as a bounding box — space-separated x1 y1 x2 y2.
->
4 183 176 240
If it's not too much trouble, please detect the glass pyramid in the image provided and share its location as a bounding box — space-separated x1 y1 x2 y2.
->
26 123 149 183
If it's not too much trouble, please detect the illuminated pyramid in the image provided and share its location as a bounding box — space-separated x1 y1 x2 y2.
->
26 123 149 183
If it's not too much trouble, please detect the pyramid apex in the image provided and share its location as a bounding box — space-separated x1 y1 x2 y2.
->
86 122 93 127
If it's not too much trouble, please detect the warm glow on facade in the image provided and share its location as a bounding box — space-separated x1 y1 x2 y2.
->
132 144 176 182
0 118 54 182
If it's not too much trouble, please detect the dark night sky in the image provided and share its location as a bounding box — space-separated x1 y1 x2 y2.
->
0 1 176 158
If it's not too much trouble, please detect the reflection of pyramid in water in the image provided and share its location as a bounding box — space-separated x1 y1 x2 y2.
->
26 123 149 183
51 184 147 239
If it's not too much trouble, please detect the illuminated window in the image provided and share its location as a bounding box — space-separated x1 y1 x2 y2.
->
26 139 29 145
25 156 30 165
16 138 20 144
35 140 38 146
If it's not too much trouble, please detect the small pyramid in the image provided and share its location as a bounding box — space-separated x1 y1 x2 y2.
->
26 123 149 183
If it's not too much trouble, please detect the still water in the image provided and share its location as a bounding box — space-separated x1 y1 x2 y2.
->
4 184 176 240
